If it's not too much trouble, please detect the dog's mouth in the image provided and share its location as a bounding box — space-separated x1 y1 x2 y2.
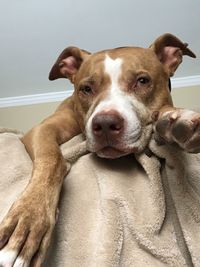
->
86 124 143 159
86 122 153 159
91 144 139 159
96 146 137 159
85 104 153 159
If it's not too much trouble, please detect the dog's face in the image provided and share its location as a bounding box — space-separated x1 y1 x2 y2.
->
74 48 169 158
49 33 195 158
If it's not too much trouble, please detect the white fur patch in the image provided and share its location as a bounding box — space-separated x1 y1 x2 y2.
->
0 249 18 265
13 257 28 267
104 55 123 92
163 109 198 120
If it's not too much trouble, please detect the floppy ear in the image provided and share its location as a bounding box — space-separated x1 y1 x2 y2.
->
49 46 91 83
150 33 196 76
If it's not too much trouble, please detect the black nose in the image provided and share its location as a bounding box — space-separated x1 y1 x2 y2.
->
92 112 124 137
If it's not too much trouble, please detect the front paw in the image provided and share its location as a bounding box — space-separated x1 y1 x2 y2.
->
0 190 56 267
154 109 200 153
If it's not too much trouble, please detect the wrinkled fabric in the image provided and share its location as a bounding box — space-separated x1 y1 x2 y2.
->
0 129 200 267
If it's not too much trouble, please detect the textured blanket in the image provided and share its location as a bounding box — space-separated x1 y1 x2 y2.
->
0 129 200 267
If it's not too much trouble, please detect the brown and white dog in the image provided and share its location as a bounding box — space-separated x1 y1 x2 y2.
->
0 33 199 267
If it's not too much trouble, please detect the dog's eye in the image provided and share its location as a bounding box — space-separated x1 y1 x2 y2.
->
131 75 151 93
80 85 92 95
137 77 150 85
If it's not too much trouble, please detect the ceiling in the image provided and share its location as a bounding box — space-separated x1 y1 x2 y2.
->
0 0 199 98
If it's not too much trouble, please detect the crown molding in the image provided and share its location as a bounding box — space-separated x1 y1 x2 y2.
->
0 75 200 108
171 75 200 88
0 90 73 108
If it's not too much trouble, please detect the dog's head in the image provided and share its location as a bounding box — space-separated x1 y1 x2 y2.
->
49 33 195 159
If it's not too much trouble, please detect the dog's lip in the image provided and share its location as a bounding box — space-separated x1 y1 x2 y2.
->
96 146 138 159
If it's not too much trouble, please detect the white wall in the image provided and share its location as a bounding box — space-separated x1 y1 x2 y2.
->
0 0 200 98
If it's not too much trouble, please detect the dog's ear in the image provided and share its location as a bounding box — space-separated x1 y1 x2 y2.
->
150 33 196 76
49 47 91 83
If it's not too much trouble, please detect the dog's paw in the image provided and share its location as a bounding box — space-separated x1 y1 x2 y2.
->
154 109 200 153
0 188 56 267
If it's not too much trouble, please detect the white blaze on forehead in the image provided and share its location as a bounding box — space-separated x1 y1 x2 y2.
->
104 55 123 92
88 54 126 113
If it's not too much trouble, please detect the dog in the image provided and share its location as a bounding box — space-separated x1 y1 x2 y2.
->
0 33 199 267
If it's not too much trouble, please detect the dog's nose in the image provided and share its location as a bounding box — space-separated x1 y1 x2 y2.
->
92 112 124 137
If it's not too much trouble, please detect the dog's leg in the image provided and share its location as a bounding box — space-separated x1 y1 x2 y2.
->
0 98 80 266
153 106 200 153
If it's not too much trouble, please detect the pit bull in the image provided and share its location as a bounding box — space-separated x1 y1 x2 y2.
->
0 33 199 267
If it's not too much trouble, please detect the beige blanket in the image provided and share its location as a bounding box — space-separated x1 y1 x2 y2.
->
0 129 200 267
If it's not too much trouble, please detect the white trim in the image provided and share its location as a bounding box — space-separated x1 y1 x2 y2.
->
0 90 73 108
0 75 200 108
171 75 200 88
